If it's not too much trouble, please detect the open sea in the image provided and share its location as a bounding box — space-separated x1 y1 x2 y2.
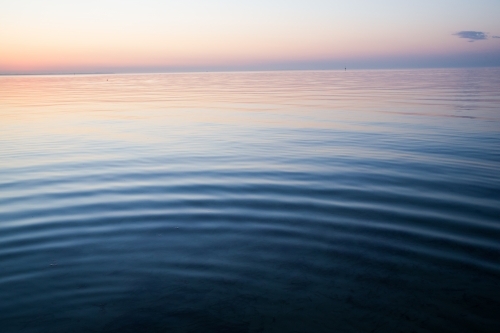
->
1 68 499 332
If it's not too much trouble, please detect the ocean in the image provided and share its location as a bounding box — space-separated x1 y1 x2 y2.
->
1 68 499 332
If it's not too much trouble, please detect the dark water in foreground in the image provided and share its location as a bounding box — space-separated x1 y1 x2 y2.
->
1 69 500 332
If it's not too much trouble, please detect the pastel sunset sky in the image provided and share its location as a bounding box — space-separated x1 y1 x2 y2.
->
1 0 500 74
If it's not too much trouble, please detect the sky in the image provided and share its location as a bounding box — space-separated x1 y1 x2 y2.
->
1 0 500 74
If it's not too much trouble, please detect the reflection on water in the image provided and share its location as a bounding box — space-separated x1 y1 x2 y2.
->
1 68 500 332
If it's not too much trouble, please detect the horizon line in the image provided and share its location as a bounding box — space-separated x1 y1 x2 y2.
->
1 64 500 76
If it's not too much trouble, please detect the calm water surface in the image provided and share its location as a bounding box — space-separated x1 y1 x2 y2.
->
1 69 500 332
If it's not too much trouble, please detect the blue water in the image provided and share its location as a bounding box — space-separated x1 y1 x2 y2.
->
1 68 500 332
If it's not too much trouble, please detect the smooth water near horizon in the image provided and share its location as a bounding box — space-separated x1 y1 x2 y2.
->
1 68 500 332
